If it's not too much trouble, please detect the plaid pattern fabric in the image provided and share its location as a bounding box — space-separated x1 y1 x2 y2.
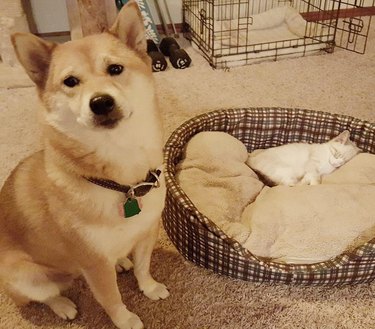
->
162 107 375 285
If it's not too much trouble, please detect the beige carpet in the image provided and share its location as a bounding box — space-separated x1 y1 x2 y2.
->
1 26 375 329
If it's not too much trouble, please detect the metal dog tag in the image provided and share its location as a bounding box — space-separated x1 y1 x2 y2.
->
123 198 142 218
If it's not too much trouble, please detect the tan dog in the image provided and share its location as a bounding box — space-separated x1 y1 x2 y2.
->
0 2 169 328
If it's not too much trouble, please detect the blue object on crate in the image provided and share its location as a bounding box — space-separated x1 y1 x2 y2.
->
116 0 160 43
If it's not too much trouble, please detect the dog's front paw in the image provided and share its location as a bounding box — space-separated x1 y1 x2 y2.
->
116 257 134 273
141 280 170 301
45 296 78 320
112 307 144 329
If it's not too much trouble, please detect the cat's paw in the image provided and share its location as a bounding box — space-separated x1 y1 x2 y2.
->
308 178 320 185
300 174 321 185
280 177 299 186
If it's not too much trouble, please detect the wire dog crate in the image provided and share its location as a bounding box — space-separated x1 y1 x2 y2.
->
183 0 375 68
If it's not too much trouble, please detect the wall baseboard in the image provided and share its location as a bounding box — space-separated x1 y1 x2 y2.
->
156 23 183 34
36 31 71 37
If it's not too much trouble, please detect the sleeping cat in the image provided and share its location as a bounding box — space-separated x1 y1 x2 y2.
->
247 130 360 186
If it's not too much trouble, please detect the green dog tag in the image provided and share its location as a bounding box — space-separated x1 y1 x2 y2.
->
124 198 141 218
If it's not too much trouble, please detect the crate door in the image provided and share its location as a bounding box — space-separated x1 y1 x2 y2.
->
334 0 375 53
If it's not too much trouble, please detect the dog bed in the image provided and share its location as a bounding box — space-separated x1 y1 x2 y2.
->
162 107 375 285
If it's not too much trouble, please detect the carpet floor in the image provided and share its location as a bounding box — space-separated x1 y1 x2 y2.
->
0 24 374 329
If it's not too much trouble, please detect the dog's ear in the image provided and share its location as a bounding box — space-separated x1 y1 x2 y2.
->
11 33 56 89
109 0 146 54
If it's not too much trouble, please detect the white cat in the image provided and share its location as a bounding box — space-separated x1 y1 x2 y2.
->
247 130 360 186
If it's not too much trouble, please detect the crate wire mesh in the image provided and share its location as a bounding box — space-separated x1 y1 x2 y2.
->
335 0 374 53
183 0 374 68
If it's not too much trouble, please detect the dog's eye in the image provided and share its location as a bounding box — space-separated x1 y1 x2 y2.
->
107 64 124 76
63 76 80 88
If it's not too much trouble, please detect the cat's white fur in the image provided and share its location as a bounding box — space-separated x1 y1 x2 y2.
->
247 130 360 186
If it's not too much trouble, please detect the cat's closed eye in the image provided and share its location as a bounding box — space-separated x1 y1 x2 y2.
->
330 147 341 159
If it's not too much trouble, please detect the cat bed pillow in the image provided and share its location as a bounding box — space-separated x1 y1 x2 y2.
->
214 6 312 47
322 153 375 185
241 184 375 264
176 131 264 243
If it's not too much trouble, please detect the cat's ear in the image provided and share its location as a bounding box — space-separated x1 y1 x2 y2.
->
331 130 350 144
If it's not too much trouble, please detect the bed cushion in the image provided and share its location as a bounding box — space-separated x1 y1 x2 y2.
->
241 184 375 264
176 131 264 243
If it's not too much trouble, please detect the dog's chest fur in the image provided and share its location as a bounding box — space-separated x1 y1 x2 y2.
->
44 126 165 262
79 181 166 261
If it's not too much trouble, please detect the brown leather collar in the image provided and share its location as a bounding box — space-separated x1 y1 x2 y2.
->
84 169 161 198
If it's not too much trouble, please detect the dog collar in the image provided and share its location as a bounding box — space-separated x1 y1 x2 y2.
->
84 169 162 199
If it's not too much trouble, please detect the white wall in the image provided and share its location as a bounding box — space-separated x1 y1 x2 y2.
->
148 0 183 25
29 0 183 34
30 0 70 33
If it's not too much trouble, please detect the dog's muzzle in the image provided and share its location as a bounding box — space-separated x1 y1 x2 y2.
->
90 94 123 128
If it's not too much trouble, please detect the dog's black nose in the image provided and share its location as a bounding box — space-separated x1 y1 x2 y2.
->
90 94 115 115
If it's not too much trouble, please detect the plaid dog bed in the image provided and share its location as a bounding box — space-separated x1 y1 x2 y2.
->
162 107 375 285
